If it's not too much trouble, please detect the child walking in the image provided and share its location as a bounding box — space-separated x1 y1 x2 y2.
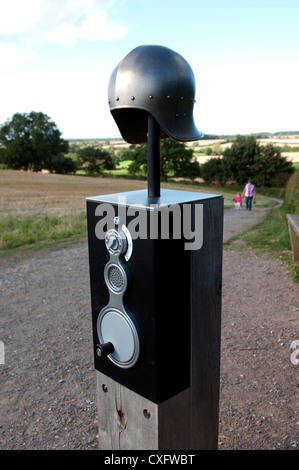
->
234 192 243 210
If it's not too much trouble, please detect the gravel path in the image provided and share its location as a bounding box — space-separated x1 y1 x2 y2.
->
0 204 298 450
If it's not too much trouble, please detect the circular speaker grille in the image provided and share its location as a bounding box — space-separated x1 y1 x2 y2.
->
108 265 124 289
104 263 128 294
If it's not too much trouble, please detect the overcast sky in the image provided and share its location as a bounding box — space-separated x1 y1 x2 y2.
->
0 0 298 139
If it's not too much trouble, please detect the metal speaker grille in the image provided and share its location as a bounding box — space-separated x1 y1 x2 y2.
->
107 265 125 291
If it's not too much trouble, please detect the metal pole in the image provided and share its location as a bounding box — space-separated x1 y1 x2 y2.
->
147 114 160 199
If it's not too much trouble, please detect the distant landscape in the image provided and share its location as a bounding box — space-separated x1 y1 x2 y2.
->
68 132 299 169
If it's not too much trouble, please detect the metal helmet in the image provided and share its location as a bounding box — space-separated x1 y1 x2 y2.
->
108 45 203 144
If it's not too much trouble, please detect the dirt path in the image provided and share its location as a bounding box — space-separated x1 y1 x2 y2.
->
223 197 283 243
0 204 298 450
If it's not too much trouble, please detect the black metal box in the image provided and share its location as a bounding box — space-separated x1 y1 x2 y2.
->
87 188 223 404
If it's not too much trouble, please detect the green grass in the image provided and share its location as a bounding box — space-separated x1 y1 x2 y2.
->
0 212 87 257
115 160 132 169
243 208 291 252
241 208 299 282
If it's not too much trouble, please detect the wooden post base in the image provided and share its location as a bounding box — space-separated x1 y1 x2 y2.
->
96 371 192 450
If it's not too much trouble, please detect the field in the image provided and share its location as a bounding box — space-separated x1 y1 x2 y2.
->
188 137 299 165
0 169 274 256
0 169 274 218
0 170 148 218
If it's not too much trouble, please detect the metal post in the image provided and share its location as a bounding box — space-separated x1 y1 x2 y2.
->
147 114 160 199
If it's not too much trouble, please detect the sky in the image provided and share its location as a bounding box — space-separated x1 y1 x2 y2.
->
0 0 298 140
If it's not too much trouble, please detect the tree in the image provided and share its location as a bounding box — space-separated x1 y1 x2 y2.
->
160 139 201 180
222 135 259 184
0 112 70 172
201 135 294 187
46 154 77 174
77 146 116 175
254 144 294 187
201 157 225 185
128 139 201 181
126 144 147 177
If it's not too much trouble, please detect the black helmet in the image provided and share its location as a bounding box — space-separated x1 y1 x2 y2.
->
108 45 203 144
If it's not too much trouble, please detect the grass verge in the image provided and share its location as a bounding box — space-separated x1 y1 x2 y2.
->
0 212 87 257
241 209 299 282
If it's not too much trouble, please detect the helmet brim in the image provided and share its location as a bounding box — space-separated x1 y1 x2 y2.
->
111 108 203 144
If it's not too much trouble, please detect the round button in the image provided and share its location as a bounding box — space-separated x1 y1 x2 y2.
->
102 311 135 363
106 236 119 251
105 229 127 255
97 308 140 368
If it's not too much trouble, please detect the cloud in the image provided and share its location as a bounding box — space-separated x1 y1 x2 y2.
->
0 0 127 47
0 0 43 36
46 10 127 46
0 43 38 65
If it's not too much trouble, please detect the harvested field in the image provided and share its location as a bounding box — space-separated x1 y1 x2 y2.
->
0 169 237 220
0 170 147 218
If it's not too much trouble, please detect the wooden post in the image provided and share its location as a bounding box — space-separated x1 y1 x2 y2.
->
287 214 299 264
96 372 191 450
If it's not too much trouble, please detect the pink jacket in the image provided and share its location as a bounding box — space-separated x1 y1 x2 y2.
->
244 183 255 197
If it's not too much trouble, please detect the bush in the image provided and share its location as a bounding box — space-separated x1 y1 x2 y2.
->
128 139 201 181
47 155 77 174
77 146 115 175
201 135 294 187
283 169 299 212
201 157 225 185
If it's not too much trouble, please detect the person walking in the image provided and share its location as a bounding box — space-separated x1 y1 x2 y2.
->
242 179 256 211
234 191 243 210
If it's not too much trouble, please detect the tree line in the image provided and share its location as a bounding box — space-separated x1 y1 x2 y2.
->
0 112 294 187
201 135 294 187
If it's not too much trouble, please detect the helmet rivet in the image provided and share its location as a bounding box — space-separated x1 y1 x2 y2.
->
175 113 179 118
131 96 135 100
149 95 153 99
180 96 184 100
167 95 171 99
183 113 187 117
116 97 119 101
